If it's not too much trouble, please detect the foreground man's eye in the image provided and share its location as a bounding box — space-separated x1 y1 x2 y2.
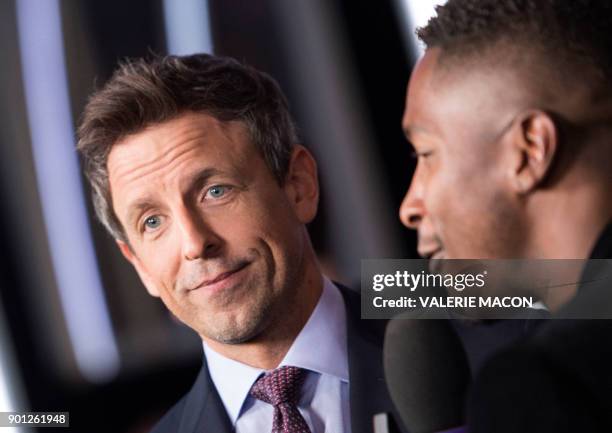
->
205 185 232 199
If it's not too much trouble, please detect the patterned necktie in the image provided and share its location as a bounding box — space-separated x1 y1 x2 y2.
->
249 365 312 433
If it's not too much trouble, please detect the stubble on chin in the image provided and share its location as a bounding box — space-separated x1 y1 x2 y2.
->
206 297 274 344
195 276 278 345
198 245 306 346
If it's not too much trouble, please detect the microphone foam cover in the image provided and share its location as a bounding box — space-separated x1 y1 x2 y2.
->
384 315 471 433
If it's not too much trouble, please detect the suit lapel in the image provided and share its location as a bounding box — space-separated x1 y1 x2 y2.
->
175 283 407 433
178 357 233 433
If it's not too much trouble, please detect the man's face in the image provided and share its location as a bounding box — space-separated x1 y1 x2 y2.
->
399 48 526 259
108 112 313 344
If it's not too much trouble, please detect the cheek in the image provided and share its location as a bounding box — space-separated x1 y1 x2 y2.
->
137 236 182 290
432 159 517 257
421 162 462 223
242 189 301 240
435 152 502 212
207 194 301 269
217 202 279 244
451 194 519 258
246 197 304 271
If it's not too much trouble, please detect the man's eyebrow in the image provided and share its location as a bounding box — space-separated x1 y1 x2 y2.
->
185 167 226 197
126 198 159 228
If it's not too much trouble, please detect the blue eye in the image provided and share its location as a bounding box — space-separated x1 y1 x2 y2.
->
205 185 231 199
144 215 162 231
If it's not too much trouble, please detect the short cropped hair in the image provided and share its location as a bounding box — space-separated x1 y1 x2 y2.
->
417 0 612 82
77 54 298 241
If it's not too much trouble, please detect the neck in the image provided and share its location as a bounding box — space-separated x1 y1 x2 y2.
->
527 187 612 311
528 188 611 260
204 253 324 370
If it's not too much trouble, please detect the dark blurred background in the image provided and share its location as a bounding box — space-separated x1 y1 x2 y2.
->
0 0 444 431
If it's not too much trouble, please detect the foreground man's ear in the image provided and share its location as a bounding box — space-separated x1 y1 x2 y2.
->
509 110 558 194
284 145 319 224
116 239 161 297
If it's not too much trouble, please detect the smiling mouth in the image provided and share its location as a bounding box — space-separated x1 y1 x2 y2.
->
191 262 251 291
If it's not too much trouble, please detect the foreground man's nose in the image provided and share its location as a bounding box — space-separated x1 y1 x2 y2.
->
177 208 222 260
399 174 426 230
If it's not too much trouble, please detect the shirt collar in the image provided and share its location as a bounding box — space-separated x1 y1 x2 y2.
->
203 277 349 425
278 277 349 381
203 344 263 424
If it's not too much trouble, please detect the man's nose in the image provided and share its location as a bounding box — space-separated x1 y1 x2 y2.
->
399 168 426 230
176 206 222 261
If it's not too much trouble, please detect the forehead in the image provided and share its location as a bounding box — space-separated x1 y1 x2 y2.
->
403 48 523 144
402 49 443 138
107 112 262 221
108 112 253 184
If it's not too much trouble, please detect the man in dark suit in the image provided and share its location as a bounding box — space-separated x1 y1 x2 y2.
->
77 54 399 433
397 0 612 430
468 225 612 432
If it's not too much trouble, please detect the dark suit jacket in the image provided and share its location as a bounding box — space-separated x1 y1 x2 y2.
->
467 223 612 433
150 284 404 433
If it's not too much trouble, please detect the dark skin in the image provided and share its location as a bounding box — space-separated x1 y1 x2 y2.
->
399 47 612 311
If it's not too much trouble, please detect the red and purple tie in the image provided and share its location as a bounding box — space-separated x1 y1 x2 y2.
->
249 366 312 433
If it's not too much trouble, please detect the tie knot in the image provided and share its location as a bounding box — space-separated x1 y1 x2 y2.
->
250 366 307 406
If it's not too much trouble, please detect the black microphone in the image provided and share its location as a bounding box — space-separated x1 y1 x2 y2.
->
383 315 471 433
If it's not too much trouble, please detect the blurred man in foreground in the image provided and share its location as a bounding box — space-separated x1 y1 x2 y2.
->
77 54 400 433
399 0 612 431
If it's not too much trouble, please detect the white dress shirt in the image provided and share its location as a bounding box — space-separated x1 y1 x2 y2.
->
203 277 351 433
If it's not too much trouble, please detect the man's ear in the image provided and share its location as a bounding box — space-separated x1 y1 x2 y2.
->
508 110 559 194
283 145 319 224
116 240 160 297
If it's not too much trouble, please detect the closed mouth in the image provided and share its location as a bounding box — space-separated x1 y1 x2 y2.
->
191 261 250 291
